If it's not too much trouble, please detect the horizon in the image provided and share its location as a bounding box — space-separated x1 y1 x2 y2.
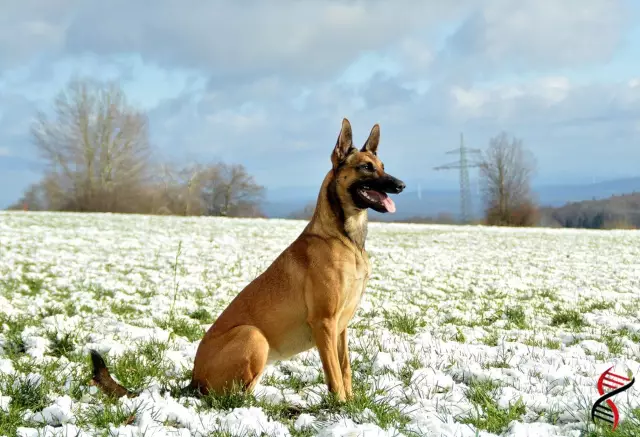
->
1 1 640 209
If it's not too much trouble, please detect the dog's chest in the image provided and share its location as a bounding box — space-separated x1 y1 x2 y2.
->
338 253 370 332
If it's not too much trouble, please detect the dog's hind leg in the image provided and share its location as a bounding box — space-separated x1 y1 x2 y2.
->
192 325 269 395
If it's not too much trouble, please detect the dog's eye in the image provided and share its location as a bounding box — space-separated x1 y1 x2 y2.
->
359 163 375 172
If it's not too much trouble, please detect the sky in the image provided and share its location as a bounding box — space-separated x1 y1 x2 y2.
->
1 0 639 207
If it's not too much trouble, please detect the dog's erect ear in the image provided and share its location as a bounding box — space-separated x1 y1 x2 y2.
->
331 118 355 168
361 124 380 155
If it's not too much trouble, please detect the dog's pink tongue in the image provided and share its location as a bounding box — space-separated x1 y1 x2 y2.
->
382 196 396 213
366 190 396 213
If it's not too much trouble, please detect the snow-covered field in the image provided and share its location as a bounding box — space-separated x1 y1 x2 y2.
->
1 211 639 437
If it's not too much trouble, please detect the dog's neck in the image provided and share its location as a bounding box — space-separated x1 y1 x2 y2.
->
306 170 368 250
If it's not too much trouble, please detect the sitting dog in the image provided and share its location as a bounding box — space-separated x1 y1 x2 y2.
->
90 118 405 402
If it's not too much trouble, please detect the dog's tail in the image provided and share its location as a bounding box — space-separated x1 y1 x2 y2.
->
89 349 138 398
89 349 198 399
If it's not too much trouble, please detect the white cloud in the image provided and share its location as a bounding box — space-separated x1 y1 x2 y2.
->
450 86 488 114
436 0 628 78
0 0 76 67
449 76 573 120
396 37 434 76
3 0 627 82
60 0 464 81
204 108 269 133
536 77 571 104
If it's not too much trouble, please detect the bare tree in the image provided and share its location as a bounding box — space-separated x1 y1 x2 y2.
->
30 78 151 212
154 163 182 215
149 163 202 215
148 162 265 217
174 164 206 216
200 163 265 217
479 132 538 226
200 164 225 216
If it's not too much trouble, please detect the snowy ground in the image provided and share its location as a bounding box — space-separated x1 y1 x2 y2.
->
1 211 639 437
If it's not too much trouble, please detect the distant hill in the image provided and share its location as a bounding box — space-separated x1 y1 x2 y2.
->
539 192 640 229
533 177 640 207
263 177 640 220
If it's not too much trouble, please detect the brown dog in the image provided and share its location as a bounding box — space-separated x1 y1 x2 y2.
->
90 118 405 402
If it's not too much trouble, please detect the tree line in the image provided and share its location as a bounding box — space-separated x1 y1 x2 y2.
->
8 79 265 217
540 193 640 230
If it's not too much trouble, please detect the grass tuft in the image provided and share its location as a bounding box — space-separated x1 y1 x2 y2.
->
550 306 587 329
461 378 526 434
504 306 527 329
383 310 424 335
156 316 206 342
188 308 215 323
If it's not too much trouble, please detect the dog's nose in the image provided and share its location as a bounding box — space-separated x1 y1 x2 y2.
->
395 181 406 193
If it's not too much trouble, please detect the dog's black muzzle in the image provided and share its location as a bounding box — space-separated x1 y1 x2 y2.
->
378 174 406 194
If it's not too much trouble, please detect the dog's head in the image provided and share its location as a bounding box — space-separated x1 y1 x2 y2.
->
330 118 405 214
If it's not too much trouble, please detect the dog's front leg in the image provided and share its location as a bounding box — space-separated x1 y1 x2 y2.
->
337 328 353 399
310 318 345 401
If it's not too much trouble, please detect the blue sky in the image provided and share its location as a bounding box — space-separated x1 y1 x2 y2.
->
1 0 639 207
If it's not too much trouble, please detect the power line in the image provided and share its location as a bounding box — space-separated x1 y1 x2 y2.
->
434 133 483 224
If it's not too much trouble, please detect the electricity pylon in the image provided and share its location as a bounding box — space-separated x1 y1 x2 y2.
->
434 133 483 224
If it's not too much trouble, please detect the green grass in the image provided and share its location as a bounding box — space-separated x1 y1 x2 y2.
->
544 338 562 349
156 316 206 342
2 375 49 412
442 315 468 326
199 382 253 411
617 328 640 343
0 314 35 359
0 362 66 436
188 308 215 323
481 331 500 347
103 347 170 392
582 299 615 312
550 306 588 329
453 327 466 343
21 274 44 296
538 289 557 300
602 333 625 355
504 306 527 329
396 355 422 387
523 336 562 350
268 367 323 392
383 310 424 335
483 359 511 369
110 301 139 318
76 398 139 431
461 378 526 434
0 405 26 437
45 330 78 358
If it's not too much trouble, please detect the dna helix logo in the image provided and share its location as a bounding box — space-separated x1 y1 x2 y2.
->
591 366 635 430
